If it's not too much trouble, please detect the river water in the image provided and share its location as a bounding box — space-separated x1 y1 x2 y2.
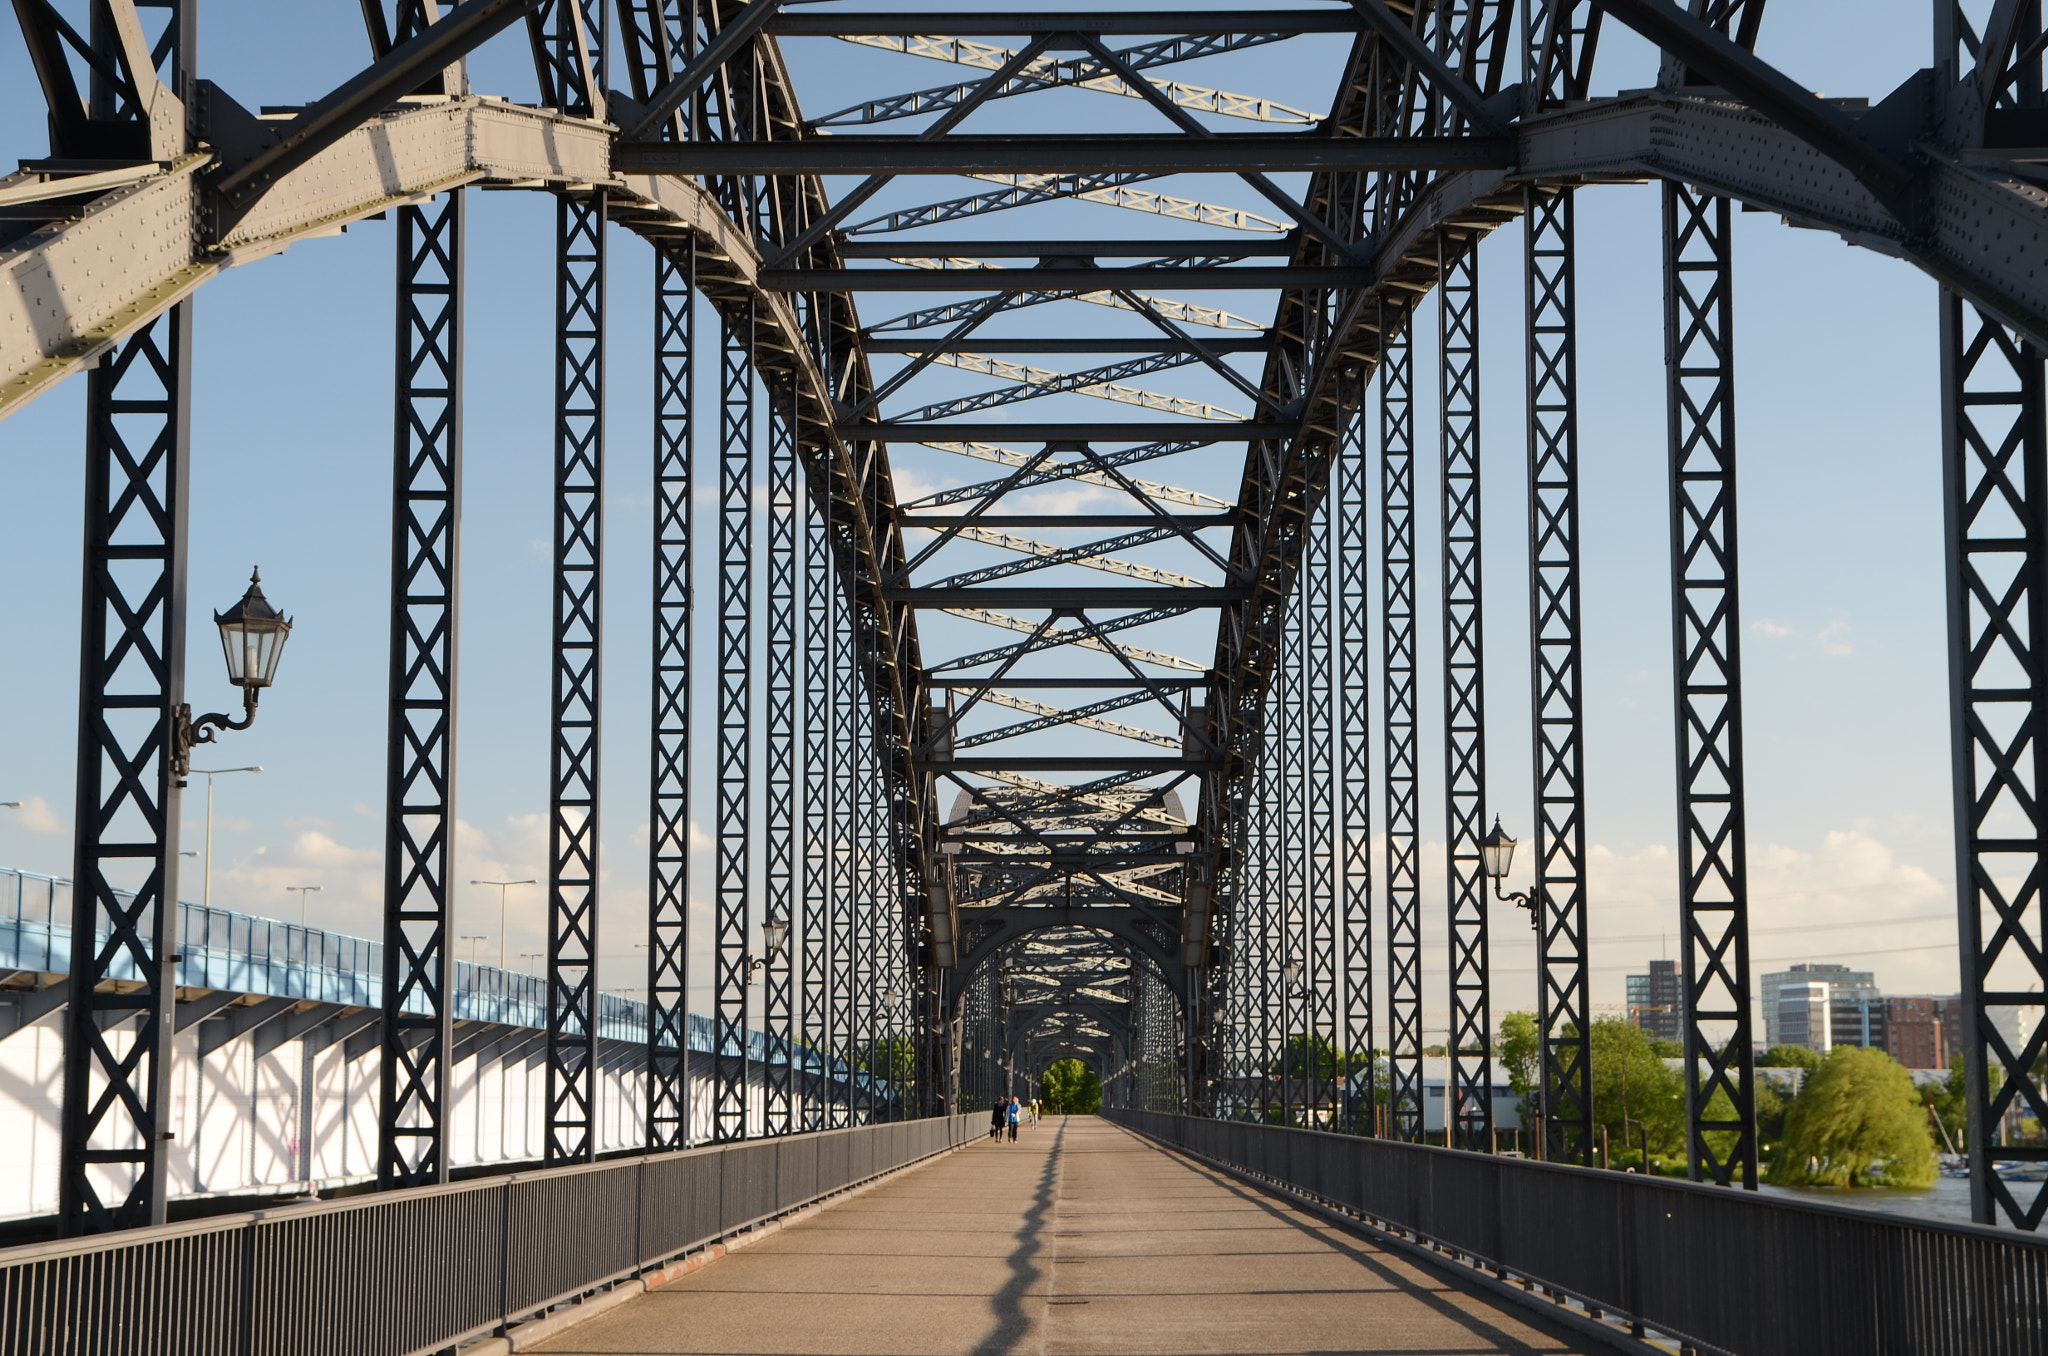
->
1759 1175 1999 1227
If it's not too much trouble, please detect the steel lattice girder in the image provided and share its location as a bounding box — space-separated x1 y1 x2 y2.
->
26 0 2048 1219
1523 184 1594 1168
378 192 463 1190
647 237 692 1150
1941 292 2048 1231
1663 181 1758 1189
546 189 605 1167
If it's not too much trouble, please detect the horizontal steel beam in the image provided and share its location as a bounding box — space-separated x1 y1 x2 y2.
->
836 239 1297 258
901 515 1235 528
929 677 1207 688
957 851 1192 865
886 587 1244 607
612 135 1512 176
861 337 1271 354
843 421 1293 441
944 830 1190 841
765 10 1368 35
917 757 1221 771
767 266 1377 291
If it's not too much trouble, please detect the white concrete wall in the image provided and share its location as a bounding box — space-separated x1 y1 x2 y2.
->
0 1009 789 1221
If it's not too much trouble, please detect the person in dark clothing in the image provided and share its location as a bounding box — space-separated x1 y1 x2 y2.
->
990 1098 1006 1141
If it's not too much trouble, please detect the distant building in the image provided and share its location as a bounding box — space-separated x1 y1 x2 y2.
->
1778 981 1833 1052
1626 960 1684 1043
1762 964 1874 1047
1830 983 1887 1050
1880 996 1946 1069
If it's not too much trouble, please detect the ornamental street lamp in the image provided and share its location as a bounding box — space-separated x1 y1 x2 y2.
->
1479 815 1537 930
746 917 790 982
176 570 293 778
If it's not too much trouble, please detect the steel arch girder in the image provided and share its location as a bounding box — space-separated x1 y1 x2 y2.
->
943 906 1185 1015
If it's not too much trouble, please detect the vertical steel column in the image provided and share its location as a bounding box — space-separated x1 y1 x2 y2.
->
1438 232 1492 1152
1940 292 2048 1229
714 300 756 1141
800 491 833 1132
1524 184 1593 1166
1305 485 1338 1127
1278 580 1304 1122
1337 366 1375 1134
1663 182 1757 1188
63 307 191 1234
1381 299 1424 1142
60 0 196 1237
378 193 464 1190
830 577 859 1126
648 238 693 1150
546 190 606 1167
763 375 799 1136
852 688 877 1121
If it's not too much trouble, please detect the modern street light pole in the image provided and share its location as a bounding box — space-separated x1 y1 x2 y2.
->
285 884 322 928
472 878 537 970
190 766 263 909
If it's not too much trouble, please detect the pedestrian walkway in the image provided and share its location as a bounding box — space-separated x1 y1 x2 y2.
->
533 1116 1597 1356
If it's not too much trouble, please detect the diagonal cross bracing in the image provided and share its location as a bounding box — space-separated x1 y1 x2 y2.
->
818 32 1320 127
936 607 1205 673
907 442 1230 511
926 526 1206 590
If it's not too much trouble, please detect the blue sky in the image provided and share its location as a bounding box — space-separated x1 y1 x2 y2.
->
0 2 1964 1027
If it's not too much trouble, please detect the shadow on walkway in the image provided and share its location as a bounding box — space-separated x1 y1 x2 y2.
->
973 1119 1064 1355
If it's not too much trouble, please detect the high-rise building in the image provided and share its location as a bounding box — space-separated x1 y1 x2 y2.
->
1626 960 1684 1043
1880 996 1946 1069
1778 981 1833 1051
1762 964 1875 1047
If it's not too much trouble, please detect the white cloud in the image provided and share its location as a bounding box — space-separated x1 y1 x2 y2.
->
1816 620 1853 656
7 795 65 835
1750 619 1794 638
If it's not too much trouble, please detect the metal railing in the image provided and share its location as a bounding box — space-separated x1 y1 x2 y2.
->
1106 1109 2048 1356
0 1111 983 1356
0 866 892 1097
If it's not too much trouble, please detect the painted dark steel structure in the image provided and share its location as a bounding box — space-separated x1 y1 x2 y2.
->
15 0 2048 1245
379 188 465 1190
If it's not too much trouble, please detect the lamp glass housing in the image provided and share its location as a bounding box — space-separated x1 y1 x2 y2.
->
1479 816 1517 881
214 569 293 690
762 919 789 957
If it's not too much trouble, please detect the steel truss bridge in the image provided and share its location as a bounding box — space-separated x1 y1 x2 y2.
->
7 0 2048 1278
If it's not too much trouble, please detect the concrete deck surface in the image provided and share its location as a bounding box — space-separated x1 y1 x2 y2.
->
532 1116 1599 1356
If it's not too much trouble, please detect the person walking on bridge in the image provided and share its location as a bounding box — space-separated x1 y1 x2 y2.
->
1006 1095 1022 1141
989 1097 1005 1141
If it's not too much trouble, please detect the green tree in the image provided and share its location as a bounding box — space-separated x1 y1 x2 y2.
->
1589 1017 1685 1169
857 1035 917 1088
1041 1058 1101 1114
1497 1012 1540 1100
1760 1044 1824 1071
1920 1054 1967 1155
1496 1012 1541 1131
1769 1046 1936 1187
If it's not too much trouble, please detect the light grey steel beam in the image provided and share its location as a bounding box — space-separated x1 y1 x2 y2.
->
862 337 1271 354
843 421 1293 441
764 267 1380 291
838 239 1299 258
764 11 1367 35
884 587 1245 607
613 135 1515 176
